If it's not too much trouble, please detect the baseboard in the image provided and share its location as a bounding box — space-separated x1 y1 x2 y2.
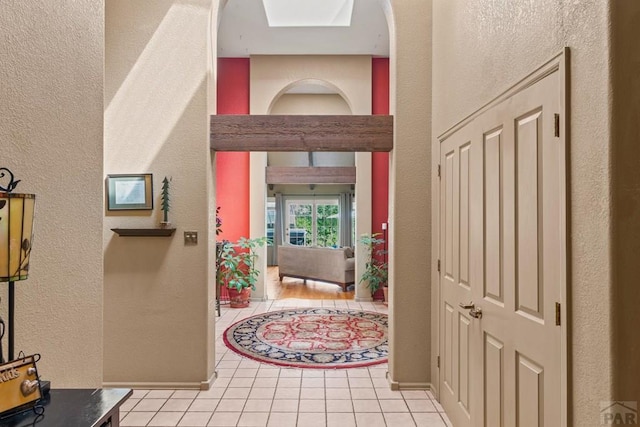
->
355 296 373 302
430 383 438 399
387 375 432 391
200 371 218 390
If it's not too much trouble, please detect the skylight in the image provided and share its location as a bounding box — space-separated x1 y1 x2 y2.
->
262 0 354 27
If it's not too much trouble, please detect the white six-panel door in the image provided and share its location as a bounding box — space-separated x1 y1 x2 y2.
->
439 67 564 427
440 121 478 427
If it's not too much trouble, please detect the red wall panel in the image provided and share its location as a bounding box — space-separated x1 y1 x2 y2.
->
371 58 389 300
372 57 390 254
216 58 250 242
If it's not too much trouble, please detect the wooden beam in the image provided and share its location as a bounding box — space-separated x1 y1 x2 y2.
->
210 115 393 152
266 167 356 184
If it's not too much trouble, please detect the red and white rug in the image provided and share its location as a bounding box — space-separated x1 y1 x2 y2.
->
223 308 388 369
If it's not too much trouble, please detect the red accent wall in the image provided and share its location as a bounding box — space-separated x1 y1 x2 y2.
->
216 58 250 242
372 57 390 256
372 58 389 300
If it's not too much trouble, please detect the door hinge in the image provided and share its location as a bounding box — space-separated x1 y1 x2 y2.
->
437 164 441 179
437 356 440 368
555 302 561 326
554 113 560 137
437 259 441 273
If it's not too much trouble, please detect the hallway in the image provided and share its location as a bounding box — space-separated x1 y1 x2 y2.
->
118 298 451 426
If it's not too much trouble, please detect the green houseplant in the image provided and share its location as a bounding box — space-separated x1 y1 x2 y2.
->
218 236 268 308
359 233 388 300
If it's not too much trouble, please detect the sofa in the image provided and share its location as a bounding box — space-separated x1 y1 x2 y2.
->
277 245 355 291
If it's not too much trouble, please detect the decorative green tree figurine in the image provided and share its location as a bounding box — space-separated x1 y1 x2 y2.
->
160 176 171 227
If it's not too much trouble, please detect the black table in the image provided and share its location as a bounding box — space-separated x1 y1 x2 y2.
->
0 388 132 427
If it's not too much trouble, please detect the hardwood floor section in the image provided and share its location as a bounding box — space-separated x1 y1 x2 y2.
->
266 266 355 300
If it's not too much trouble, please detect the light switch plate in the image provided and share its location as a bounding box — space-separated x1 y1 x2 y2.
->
184 231 198 244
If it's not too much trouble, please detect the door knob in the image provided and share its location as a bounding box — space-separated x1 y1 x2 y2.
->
459 302 483 319
469 307 483 319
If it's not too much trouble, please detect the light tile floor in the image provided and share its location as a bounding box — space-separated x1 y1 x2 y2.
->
120 299 453 427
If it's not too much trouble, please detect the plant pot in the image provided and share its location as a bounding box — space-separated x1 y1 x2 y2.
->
372 288 385 301
383 286 388 306
227 287 251 308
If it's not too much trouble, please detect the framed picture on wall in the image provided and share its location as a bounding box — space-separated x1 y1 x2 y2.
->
106 174 153 211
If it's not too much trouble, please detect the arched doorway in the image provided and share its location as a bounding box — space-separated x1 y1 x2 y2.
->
214 1 390 303
211 0 434 401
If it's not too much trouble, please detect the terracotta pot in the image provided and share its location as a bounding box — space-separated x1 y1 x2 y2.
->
227 287 251 308
383 286 388 306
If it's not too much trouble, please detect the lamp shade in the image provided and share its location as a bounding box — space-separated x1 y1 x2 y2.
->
0 193 36 282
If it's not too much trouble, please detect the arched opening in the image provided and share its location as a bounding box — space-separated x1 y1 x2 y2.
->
214 0 391 303
208 5 446 416
266 80 355 298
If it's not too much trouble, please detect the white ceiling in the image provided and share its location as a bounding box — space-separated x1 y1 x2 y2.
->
217 0 390 58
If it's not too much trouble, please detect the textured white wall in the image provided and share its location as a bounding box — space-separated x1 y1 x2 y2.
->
104 0 216 388
0 0 104 387
249 55 373 301
432 0 613 424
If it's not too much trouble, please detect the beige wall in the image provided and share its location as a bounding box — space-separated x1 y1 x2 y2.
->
249 55 373 301
432 0 614 424
386 0 433 389
0 1 104 387
270 94 352 116
104 0 216 388
611 0 640 405
250 56 373 115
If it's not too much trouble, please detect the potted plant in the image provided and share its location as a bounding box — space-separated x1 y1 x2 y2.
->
359 233 388 303
218 236 268 308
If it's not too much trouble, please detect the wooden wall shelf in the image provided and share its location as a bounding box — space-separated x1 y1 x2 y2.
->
111 228 176 237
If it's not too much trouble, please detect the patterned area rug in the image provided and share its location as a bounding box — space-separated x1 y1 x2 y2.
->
223 308 388 369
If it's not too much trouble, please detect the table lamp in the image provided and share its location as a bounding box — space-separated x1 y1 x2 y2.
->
0 167 36 362
0 167 45 418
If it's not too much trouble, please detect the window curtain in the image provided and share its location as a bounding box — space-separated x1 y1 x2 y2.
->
272 192 285 265
340 192 353 247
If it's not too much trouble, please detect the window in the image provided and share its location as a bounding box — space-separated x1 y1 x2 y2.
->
266 199 275 245
262 0 354 27
316 203 339 247
286 198 340 247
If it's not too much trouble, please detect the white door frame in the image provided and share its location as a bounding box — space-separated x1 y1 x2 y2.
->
434 49 569 427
